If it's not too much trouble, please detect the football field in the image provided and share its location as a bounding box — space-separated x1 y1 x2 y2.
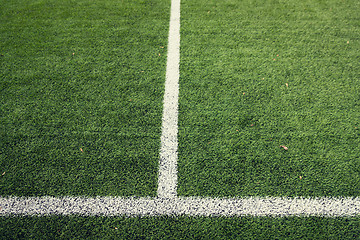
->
1 0 360 238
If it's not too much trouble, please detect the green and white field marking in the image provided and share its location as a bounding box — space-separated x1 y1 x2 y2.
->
1 196 359 216
1 0 360 217
157 0 180 199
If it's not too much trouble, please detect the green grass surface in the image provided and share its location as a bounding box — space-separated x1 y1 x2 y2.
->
0 0 170 196
178 0 360 197
1 0 360 238
1 216 359 239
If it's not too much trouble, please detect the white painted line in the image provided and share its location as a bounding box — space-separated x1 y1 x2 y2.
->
157 0 180 198
1 196 359 217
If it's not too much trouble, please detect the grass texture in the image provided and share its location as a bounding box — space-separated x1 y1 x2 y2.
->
1 216 359 239
1 0 359 238
0 0 170 196
178 0 360 197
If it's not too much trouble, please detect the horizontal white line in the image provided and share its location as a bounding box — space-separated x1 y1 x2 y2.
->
1 196 359 217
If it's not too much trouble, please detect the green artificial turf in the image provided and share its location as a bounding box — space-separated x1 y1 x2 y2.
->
1 0 360 238
178 0 360 197
0 216 359 239
0 0 170 196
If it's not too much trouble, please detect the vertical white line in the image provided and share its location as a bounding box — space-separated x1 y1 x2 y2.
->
157 0 180 198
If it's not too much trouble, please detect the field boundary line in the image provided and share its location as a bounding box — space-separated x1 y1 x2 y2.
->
157 0 180 198
1 196 359 216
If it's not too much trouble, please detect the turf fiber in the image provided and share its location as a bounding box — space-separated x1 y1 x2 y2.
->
178 0 360 197
0 0 170 196
0 216 359 239
1 0 360 238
